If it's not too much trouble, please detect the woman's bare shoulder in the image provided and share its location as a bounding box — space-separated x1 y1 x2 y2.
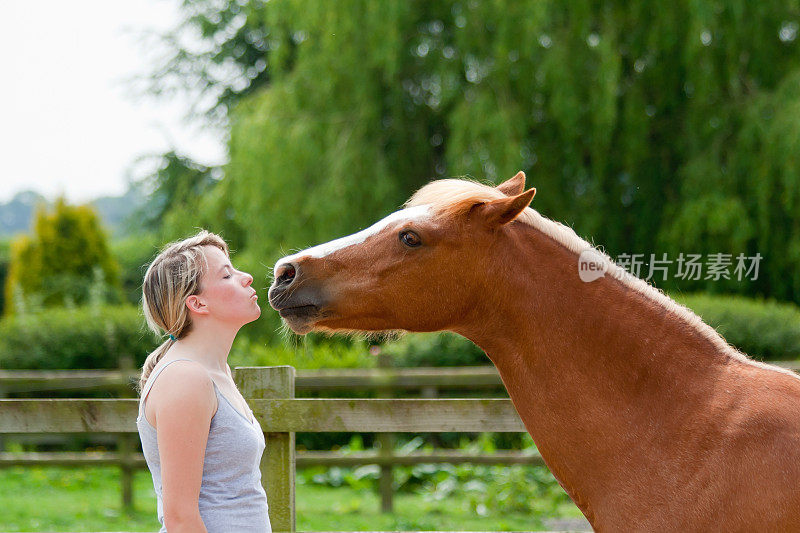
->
145 359 217 418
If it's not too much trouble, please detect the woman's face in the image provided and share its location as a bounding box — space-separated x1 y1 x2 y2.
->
193 245 261 326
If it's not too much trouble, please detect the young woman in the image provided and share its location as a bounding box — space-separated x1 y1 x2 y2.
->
136 230 269 532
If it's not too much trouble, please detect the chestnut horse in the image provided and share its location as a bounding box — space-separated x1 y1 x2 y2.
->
268 171 800 531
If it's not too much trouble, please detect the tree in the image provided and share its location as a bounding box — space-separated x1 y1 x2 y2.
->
149 0 800 306
130 150 246 251
4 198 121 314
138 0 278 124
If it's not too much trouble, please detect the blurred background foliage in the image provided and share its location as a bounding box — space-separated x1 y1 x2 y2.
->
4 199 121 315
0 305 156 370
151 0 800 307
2 0 800 367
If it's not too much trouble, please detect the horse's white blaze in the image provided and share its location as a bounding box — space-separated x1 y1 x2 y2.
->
275 205 431 275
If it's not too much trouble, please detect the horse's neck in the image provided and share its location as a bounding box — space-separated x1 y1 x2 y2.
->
457 226 733 524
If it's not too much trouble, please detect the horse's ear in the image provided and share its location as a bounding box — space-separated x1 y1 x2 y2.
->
496 171 527 196
479 188 537 226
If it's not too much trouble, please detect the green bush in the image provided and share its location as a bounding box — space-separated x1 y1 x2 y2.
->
0 304 158 370
673 293 800 361
383 332 489 367
230 336 378 370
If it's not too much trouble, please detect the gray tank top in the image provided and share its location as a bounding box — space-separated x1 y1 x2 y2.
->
136 358 271 532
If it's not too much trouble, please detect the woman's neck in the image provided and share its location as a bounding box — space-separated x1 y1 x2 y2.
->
172 320 240 373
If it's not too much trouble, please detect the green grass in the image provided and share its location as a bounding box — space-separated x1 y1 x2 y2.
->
0 466 158 532
296 484 580 531
0 466 582 531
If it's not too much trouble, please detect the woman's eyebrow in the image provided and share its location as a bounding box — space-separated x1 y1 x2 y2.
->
218 264 233 273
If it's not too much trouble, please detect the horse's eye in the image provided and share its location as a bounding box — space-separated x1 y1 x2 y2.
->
399 230 422 248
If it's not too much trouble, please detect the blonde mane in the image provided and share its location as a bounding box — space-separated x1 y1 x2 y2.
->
407 178 795 378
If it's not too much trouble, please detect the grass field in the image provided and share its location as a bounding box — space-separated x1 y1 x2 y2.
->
0 466 583 531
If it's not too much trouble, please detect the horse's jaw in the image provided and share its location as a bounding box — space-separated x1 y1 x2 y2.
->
276 305 323 334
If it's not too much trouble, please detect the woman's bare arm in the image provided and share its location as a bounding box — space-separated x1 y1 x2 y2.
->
149 361 217 532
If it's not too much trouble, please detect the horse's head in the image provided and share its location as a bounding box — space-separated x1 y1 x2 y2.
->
268 171 536 335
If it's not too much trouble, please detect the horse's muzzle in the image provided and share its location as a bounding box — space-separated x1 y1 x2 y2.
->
268 261 328 333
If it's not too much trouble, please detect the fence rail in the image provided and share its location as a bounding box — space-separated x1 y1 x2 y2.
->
0 398 525 433
0 365 508 393
2 361 797 393
0 449 546 468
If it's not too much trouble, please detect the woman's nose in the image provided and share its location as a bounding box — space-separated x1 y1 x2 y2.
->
242 272 253 286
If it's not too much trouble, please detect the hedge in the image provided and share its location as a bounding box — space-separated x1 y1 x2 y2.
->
0 304 158 370
674 293 800 361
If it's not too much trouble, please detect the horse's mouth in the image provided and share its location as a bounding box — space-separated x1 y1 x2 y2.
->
276 304 324 334
268 273 328 334
278 304 320 319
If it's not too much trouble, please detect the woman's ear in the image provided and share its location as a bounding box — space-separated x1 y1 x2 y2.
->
186 295 209 315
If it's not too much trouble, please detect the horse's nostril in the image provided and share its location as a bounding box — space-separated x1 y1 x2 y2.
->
276 263 297 285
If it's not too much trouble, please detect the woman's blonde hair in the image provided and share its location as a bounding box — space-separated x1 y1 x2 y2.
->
138 230 229 393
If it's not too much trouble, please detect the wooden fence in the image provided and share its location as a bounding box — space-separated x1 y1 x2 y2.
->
0 365 508 395
0 363 534 516
0 365 537 532
2 361 799 531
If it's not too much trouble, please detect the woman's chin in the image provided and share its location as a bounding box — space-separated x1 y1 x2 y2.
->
244 305 262 324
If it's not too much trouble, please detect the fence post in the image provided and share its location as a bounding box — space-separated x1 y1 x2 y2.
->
118 355 135 514
0 385 6 452
236 366 296 533
118 433 134 514
376 351 394 513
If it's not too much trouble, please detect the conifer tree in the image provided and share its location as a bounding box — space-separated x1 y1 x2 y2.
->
4 199 121 314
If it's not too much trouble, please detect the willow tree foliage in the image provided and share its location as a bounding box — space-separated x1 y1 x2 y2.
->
132 151 246 250
154 0 800 303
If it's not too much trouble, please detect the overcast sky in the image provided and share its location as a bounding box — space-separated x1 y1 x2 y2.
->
0 1 226 204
